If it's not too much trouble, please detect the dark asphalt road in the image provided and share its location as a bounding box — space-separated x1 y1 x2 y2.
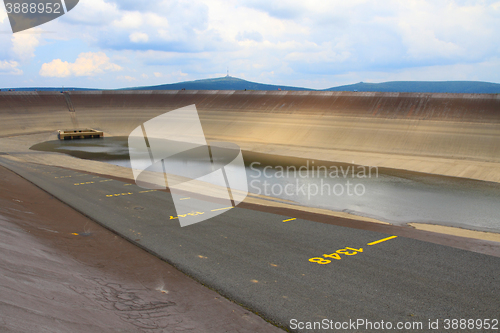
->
1 157 499 332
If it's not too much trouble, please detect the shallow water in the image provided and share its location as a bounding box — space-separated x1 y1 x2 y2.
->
31 137 500 232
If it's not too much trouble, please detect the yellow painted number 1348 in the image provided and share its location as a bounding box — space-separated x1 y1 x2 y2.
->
309 247 363 264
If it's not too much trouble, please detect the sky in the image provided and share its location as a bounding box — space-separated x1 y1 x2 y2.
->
0 0 499 89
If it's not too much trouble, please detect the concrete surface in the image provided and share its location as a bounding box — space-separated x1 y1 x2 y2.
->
0 163 282 333
0 90 499 182
0 157 498 332
1 90 499 332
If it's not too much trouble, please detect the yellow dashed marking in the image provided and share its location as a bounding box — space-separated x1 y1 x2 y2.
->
282 218 296 222
211 206 233 212
74 182 94 186
180 197 190 200
139 190 157 193
169 206 235 219
106 192 133 197
124 183 132 186
170 211 205 219
250 279 259 283
99 179 113 183
367 236 398 246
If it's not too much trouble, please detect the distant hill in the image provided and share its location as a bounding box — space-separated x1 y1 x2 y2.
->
2 77 500 94
128 77 500 94
325 81 500 94
126 76 311 91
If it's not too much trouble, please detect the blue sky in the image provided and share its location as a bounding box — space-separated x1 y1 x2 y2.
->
1 0 499 89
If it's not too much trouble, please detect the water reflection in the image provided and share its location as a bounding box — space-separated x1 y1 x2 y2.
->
31 137 500 232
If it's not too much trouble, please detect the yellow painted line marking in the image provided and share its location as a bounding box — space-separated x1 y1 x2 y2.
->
99 179 113 182
139 190 157 193
106 192 134 197
74 181 94 186
367 235 397 246
170 206 234 219
180 197 190 200
282 218 296 222
170 211 205 219
211 206 233 212
124 183 132 186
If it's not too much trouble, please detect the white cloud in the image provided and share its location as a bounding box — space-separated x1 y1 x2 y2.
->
112 12 168 34
0 60 23 75
236 31 263 42
11 31 41 61
130 32 149 43
113 11 143 29
117 75 136 81
39 52 122 77
39 59 71 77
3 0 499 88
172 70 188 80
145 13 169 27
207 1 307 43
63 0 120 25
398 21 462 59
0 7 6 24
285 41 351 63
173 70 188 77
393 1 494 61
374 57 500 83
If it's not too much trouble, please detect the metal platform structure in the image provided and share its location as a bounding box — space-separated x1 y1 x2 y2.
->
57 129 103 140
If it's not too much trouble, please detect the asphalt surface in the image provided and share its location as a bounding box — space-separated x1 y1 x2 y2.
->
1 157 499 332
0 164 283 333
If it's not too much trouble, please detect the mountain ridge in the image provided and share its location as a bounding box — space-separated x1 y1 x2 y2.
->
125 76 311 91
325 81 500 94
3 76 500 94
